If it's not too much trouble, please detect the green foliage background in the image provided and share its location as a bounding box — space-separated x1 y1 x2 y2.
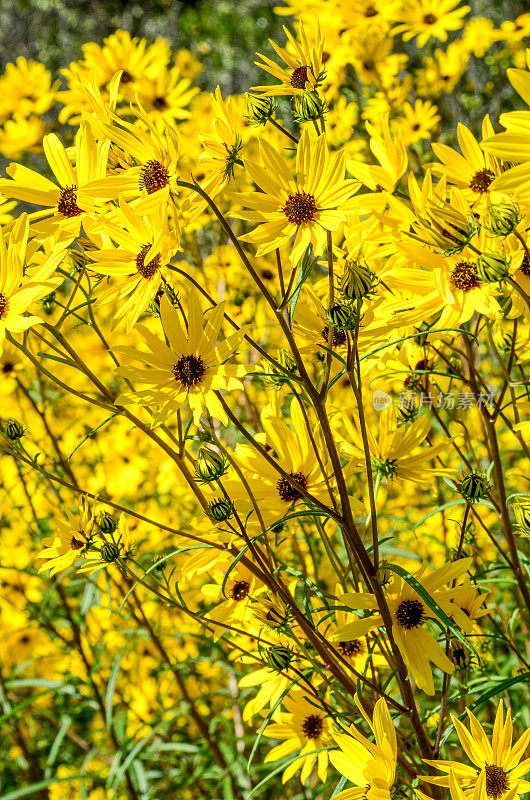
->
0 0 284 92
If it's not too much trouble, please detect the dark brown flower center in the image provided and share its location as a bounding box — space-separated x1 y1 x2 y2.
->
302 714 324 739
2 361 14 373
290 65 310 89
338 639 364 657
469 169 495 193
322 326 347 347
231 580 250 601
520 253 530 277
450 261 480 292
172 354 206 387
276 471 308 503
140 159 170 194
57 186 82 217
136 244 161 279
152 96 169 110
395 598 425 629
0 293 7 319
70 535 85 551
485 765 509 798
423 13 437 24
283 192 317 225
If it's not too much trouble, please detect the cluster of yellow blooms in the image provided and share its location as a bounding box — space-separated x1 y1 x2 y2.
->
0 1 530 799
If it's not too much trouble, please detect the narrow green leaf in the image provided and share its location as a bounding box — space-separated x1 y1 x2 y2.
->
470 671 530 710
68 414 118 461
106 643 128 730
331 776 348 797
247 675 302 773
36 352 77 368
110 721 165 792
381 563 480 661
287 246 315 325
46 715 72 771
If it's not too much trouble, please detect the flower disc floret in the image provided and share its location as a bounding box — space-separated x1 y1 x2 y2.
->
290 65 310 89
395 598 425 629
57 186 82 217
231 580 250 601
136 245 161 279
469 169 495 193
450 261 480 292
485 765 509 798
276 471 308 502
140 160 170 194
302 714 324 739
283 191 317 226
172 354 207 388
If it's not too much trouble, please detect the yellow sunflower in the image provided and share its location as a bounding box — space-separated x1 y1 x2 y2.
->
393 0 470 46
330 697 397 800
86 101 180 207
0 123 108 239
225 398 334 521
423 702 530 800
430 117 502 203
340 405 454 486
115 290 246 426
334 558 483 694
135 63 199 130
37 496 96 576
253 22 325 97
202 562 266 642
264 689 332 784
0 213 65 350
86 199 176 332
236 129 359 263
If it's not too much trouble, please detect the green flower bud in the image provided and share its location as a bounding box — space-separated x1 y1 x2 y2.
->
293 91 326 123
276 348 297 374
262 348 298 388
266 645 293 672
513 497 530 535
195 447 227 483
414 203 476 255
456 470 491 503
3 419 24 441
327 302 353 329
97 511 118 533
491 323 514 353
378 560 392 587
101 541 120 563
413 321 432 349
477 251 509 283
487 203 521 237
153 554 169 572
253 592 289 629
244 93 276 126
41 292 56 316
341 259 377 301
451 645 472 670
208 498 233 522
